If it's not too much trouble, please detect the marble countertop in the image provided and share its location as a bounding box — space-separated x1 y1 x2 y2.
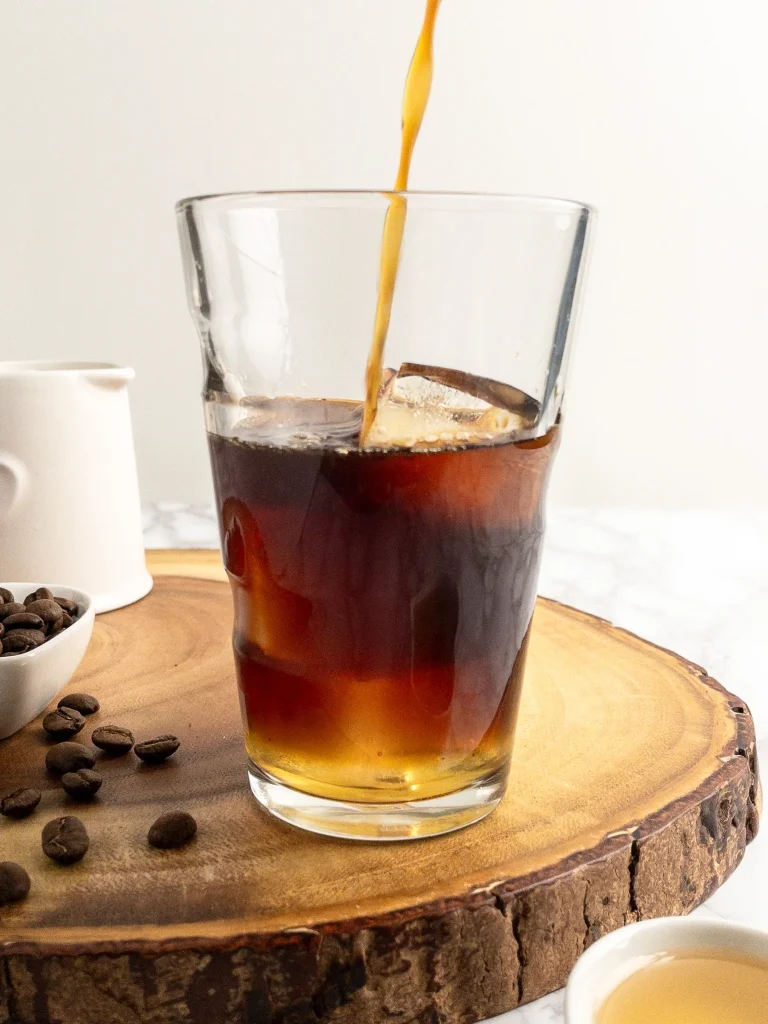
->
143 505 768 1023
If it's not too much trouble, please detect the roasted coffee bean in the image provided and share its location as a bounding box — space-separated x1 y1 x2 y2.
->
58 692 100 716
0 622 4 639
46 742 96 776
0 587 13 605
92 725 134 755
24 587 53 606
148 811 197 849
48 611 74 638
61 769 103 801
42 815 89 864
54 597 79 616
135 735 180 764
26 599 63 628
3 612 45 631
3 629 46 653
43 707 86 740
0 602 25 621
0 862 31 905
0 788 41 819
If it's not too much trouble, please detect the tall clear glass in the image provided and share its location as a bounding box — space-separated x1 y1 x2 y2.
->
177 191 592 840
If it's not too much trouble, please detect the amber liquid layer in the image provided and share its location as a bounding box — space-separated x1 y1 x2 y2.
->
210 417 559 804
597 948 768 1024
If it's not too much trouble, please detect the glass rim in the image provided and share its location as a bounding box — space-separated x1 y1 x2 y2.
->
175 188 593 216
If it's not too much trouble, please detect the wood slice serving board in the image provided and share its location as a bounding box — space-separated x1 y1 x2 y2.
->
0 551 761 1024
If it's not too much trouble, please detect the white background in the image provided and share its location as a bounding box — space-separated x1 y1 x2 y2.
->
2 0 767 507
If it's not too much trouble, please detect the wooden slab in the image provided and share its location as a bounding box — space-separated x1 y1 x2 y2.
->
0 550 760 1024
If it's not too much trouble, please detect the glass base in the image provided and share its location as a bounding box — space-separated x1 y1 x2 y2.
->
248 762 507 841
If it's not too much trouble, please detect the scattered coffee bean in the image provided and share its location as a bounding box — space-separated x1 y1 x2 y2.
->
0 602 25 621
3 612 45 631
61 769 103 801
0 622 4 639
92 725 134 755
135 735 180 764
0 788 42 819
54 597 79 616
42 816 89 864
58 693 100 716
25 600 63 629
148 811 197 849
24 587 53 606
3 629 46 653
0 587 13 605
43 707 86 740
46 742 96 776
0 862 31 905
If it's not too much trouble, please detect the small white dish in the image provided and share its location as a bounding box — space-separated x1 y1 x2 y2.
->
0 583 94 740
565 916 768 1023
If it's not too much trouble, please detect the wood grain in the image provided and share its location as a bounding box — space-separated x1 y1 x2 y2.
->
0 550 760 1024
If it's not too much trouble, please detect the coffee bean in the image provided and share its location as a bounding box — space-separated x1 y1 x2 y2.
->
24 587 53 606
48 611 74 639
43 707 86 740
148 811 197 849
54 597 79 616
0 602 25 621
92 725 134 755
3 612 45 631
0 587 13 604
0 862 31 905
42 816 89 864
58 693 100 716
0 622 4 639
26 599 63 628
61 769 103 801
135 735 180 764
46 742 96 776
3 629 46 653
0 788 42 819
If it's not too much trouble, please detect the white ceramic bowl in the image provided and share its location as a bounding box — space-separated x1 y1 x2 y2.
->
565 916 768 1023
0 583 94 740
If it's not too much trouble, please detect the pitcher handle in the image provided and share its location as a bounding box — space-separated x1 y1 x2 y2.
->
0 453 28 526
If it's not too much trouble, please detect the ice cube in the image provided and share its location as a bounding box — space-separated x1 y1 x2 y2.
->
236 396 362 448
362 363 540 449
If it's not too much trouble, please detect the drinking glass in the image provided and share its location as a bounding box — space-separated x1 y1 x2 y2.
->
177 190 592 840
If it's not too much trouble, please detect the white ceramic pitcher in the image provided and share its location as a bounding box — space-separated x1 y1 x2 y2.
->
0 361 152 612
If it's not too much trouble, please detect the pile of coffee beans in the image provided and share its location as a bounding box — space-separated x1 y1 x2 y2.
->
0 688 197 906
0 586 82 656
